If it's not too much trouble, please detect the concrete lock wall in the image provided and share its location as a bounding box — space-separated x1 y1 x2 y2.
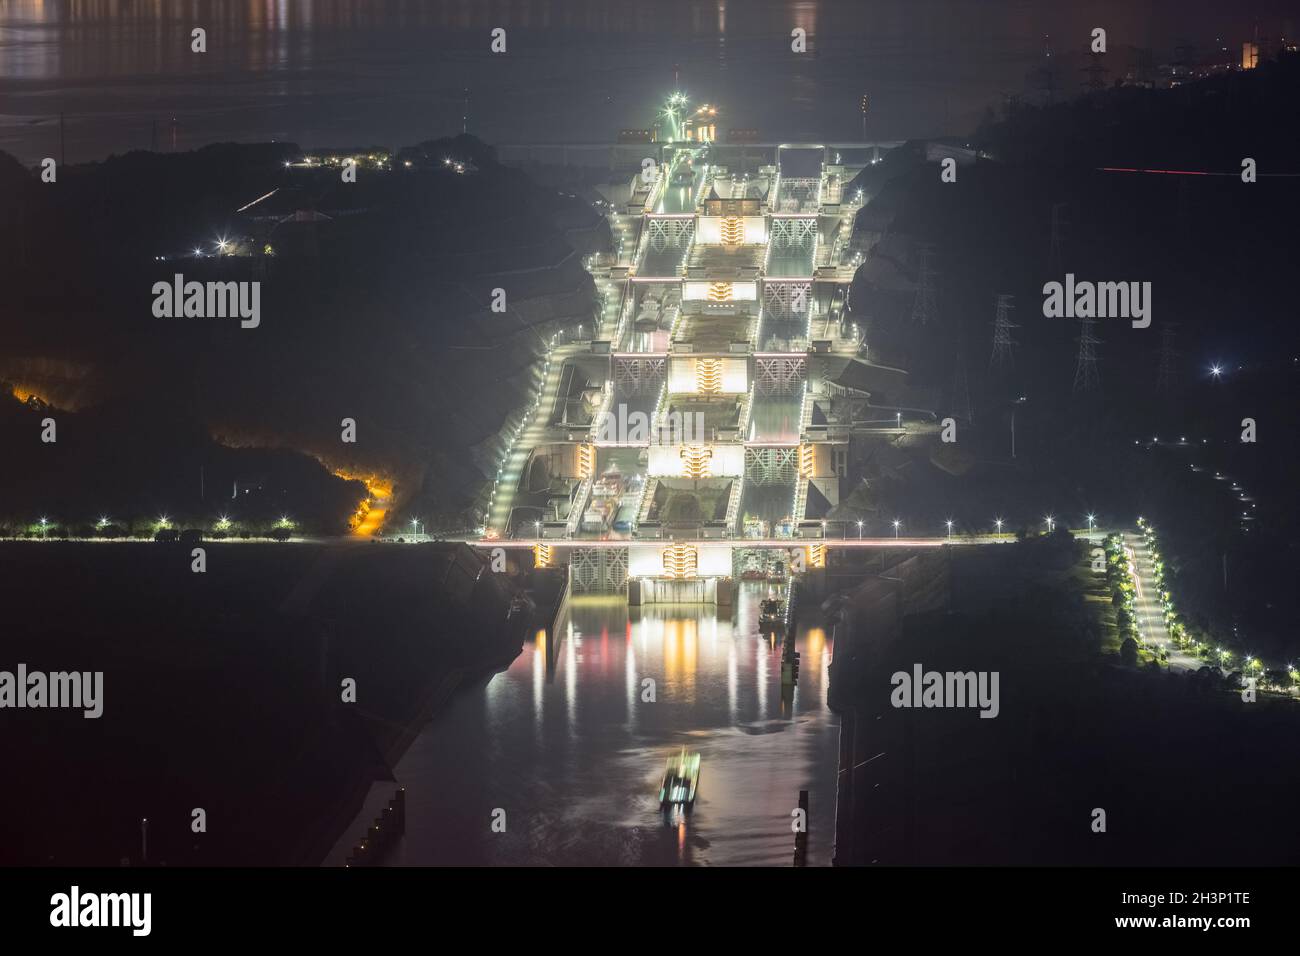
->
647 443 745 477
626 542 734 578
683 280 757 303
695 216 768 244
667 356 748 393
633 576 735 606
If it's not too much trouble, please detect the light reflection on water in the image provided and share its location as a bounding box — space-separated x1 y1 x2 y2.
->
358 583 838 866
2 1 1275 164
0 0 1119 163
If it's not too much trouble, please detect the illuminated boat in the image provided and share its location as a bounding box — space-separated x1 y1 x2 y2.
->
759 597 785 630
658 748 701 807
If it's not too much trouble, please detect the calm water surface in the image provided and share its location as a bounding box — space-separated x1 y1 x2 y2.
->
3 0 1261 164
328 583 839 866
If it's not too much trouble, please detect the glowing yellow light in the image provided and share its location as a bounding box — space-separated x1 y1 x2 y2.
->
720 216 743 245
798 443 815 478
806 543 825 569
533 542 552 568
577 443 595 480
707 281 733 302
679 444 713 478
695 358 722 394
663 544 698 578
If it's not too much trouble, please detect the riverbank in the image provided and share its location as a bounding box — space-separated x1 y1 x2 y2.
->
829 536 1300 865
0 541 528 865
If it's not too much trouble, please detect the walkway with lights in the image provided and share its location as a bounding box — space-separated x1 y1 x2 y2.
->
1125 532 1201 672
485 341 590 536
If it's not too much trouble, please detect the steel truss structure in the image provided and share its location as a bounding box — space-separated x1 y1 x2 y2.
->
769 217 817 248
569 547 629 594
745 446 798 485
762 280 813 318
754 355 806 395
614 356 666 395
646 217 694 249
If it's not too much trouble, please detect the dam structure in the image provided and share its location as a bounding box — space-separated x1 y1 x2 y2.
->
481 100 926 602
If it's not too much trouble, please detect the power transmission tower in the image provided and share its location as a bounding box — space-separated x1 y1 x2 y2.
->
910 244 938 325
1048 202 1068 275
1073 318 1101 392
1156 323 1180 390
989 295 1017 370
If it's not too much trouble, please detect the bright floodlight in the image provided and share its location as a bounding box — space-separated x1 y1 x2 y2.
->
1210 364 1223 378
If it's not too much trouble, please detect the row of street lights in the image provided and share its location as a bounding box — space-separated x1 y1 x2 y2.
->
23 513 293 534
841 513 1097 539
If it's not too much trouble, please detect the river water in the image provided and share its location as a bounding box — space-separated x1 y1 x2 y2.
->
328 582 839 866
4 0 1256 165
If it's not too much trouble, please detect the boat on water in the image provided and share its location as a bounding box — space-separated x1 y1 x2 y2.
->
759 597 785 630
658 748 701 808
